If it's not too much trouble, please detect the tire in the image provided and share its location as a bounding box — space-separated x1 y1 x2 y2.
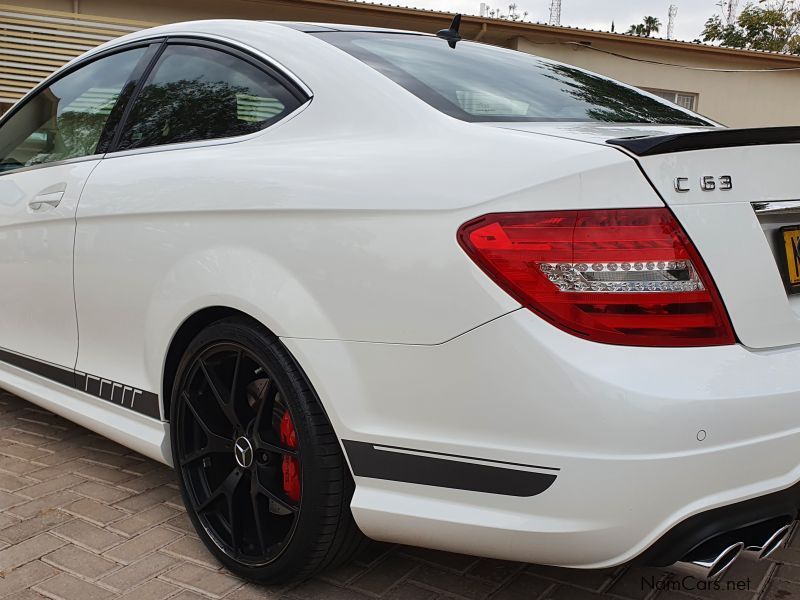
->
169 316 364 583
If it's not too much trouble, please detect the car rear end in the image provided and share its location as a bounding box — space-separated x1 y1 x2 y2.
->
449 124 800 576
298 26 800 577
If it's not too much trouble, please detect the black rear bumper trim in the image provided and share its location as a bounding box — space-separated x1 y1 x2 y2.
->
342 440 558 497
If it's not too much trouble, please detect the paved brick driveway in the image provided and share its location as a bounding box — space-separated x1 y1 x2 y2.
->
0 390 798 600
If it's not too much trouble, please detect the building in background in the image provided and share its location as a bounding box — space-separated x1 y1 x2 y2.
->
2 0 799 126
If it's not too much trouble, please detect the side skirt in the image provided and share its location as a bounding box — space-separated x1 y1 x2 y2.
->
0 360 169 464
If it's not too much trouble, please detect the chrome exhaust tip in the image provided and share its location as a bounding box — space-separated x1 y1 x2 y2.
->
743 523 792 561
671 542 744 581
761 524 792 559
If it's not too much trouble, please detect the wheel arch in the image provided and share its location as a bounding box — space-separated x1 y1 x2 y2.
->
161 306 258 421
159 306 339 434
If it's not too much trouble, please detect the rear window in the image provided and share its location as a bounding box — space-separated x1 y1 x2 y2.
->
314 32 711 126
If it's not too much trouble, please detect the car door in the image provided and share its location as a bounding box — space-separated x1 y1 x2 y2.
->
73 40 305 420
0 44 153 375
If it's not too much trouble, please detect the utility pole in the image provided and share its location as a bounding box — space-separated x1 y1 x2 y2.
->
549 0 561 26
721 0 740 26
667 5 678 39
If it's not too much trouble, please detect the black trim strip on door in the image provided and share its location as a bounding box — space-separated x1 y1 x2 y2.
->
342 440 558 498
607 126 800 157
0 346 160 419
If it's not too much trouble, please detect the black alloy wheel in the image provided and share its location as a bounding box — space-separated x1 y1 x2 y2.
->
170 317 364 582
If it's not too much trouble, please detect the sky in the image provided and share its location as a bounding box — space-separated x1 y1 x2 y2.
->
373 0 726 42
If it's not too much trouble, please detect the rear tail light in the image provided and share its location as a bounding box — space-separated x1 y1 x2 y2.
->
457 208 735 347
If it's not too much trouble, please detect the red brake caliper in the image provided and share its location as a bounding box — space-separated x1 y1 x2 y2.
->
279 411 301 502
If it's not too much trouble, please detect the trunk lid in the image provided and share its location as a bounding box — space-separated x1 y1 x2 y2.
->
483 122 800 349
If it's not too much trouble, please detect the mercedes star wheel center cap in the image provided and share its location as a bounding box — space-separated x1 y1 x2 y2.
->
234 436 254 468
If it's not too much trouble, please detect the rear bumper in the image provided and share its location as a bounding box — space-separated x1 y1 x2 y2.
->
283 309 800 568
639 481 800 567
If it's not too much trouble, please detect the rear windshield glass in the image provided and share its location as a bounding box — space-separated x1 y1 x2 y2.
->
313 32 711 126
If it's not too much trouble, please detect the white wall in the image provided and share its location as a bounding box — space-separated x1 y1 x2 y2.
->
514 36 800 127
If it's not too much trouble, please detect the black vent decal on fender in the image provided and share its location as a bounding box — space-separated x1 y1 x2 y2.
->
0 346 160 419
75 371 160 419
343 440 558 497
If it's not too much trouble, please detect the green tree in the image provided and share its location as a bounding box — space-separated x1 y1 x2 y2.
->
701 0 800 53
627 16 662 36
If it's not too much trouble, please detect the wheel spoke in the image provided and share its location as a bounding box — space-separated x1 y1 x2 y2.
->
250 474 268 553
181 392 234 459
255 436 298 457
229 349 242 406
227 484 241 550
200 359 242 430
197 467 243 513
180 431 232 467
254 474 299 513
226 468 253 552
252 378 273 431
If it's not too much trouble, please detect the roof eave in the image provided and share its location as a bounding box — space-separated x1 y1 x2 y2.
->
293 0 800 64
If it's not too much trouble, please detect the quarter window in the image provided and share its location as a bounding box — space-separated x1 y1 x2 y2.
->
117 45 302 151
0 48 146 174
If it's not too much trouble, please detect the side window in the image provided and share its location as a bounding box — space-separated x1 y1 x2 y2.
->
117 44 302 151
0 48 147 174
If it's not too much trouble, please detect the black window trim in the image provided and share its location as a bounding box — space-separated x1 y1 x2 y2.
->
0 38 165 178
105 35 312 155
102 40 167 154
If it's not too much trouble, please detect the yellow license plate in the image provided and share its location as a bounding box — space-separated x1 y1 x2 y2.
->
783 227 800 288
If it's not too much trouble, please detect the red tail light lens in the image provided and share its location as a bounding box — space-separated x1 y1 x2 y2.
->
458 208 735 347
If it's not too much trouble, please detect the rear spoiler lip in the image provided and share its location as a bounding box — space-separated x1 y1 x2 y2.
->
607 126 800 157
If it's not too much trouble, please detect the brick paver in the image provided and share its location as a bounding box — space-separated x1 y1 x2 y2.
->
0 389 796 599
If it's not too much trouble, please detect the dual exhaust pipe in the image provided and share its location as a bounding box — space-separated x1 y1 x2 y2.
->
671 519 793 581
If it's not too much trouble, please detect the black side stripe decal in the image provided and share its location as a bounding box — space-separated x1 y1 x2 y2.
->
0 346 75 388
0 346 160 419
343 440 558 498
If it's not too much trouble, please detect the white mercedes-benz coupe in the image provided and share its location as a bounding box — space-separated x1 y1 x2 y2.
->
0 17 798 583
